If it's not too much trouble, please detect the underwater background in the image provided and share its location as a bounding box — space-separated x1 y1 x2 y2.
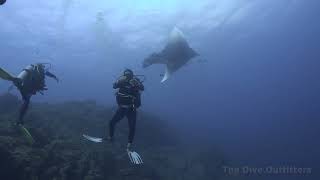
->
0 0 319 180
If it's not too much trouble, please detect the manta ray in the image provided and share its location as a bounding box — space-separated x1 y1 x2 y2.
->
0 0 6 5
143 27 199 83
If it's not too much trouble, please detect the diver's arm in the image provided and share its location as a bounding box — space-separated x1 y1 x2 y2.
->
113 76 127 89
113 80 125 89
134 77 144 91
131 78 144 91
138 82 144 91
45 71 59 82
113 82 119 89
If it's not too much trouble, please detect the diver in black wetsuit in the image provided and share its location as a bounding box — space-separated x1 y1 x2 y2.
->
14 63 59 125
108 69 144 150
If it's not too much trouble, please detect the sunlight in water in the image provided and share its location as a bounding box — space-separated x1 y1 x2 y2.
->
90 0 206 15
102 0 183 11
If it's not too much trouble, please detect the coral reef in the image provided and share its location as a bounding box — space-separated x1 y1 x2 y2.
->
0 93 225 180
0 93 20 114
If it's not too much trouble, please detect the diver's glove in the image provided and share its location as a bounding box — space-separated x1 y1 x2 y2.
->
129 78 142 88
129 79 137 87
127 143 143 165
45 71 59 83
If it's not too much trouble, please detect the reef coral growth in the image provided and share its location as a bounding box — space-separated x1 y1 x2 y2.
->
0 93 224 180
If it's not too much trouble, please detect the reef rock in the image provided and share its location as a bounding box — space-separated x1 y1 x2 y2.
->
0 94 226 180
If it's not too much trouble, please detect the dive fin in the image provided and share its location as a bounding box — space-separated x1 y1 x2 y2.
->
20 126 35 145
83 134 103 143
0 68 15 81
127 150 143 165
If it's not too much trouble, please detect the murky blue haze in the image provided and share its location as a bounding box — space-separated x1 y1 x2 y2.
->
0 0 319 179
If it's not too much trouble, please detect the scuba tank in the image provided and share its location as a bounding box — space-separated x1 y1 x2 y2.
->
17 63 49 82
17 65 35 88
16 63 48 94
17 65 34 80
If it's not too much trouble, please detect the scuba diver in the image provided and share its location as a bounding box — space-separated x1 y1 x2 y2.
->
0 63 59 125
15 63 59 125
108 69 144 149
83 69 145 164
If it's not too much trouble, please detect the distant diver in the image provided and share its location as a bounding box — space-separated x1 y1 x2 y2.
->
143 27 199 83
83 69 144 164
0 63 59 125
0 0 6 6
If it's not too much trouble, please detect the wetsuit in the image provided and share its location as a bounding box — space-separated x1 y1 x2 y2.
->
16 65 58 125
109 76 144 144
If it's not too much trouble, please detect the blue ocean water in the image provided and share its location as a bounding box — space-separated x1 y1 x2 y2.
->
0 0 319 179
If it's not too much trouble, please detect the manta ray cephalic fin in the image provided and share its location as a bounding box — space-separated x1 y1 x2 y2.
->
161 65 172 83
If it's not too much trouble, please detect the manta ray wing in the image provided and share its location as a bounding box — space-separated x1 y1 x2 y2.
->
143 27 199 83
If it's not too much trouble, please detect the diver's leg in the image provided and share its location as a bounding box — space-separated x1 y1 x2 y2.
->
126 108 137 145
109 107 126 140
18 94 31 125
